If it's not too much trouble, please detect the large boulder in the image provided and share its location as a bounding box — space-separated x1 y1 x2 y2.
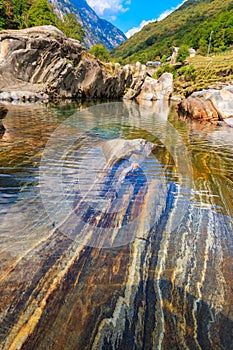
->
123 72 147 100
0 26 131 101
124 72 173 101
178 86 233 123
137 73 173 101
207 87 233 119
176 96 219 122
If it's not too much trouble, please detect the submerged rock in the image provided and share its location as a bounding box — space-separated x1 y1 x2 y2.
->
0 26 131 101
102 138 155 166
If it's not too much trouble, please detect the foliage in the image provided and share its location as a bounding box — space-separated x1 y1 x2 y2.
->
111 0 233 63
174 53 233 97
176 45 189 64
161 55 167 64
178 64 196 80
153 64 177 79
27 0 57 27
89 44 109 61
0 0 7 29
0 0 30 29
56 13 85 42
0 0 85 43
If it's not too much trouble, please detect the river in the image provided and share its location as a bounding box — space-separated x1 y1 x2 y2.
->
0 100 232 349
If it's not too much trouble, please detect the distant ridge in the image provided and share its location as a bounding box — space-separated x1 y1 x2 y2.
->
111 0 233 63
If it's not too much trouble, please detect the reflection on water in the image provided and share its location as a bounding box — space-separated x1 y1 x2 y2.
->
0 101 232 349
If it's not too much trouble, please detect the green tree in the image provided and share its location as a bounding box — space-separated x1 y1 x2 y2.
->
56 13 85 42
176 45 189 64
0 0 30 29
0 0 8 29
27 0 57 27
89 44 109 62
225 27 233 47
197 37 208 55
12 0 30 28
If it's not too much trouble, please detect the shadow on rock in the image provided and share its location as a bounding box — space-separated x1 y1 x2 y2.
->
0 104 8 137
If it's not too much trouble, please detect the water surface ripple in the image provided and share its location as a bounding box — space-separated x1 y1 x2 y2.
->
0 101 232 350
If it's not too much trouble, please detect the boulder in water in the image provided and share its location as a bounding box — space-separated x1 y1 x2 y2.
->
177 85 233 123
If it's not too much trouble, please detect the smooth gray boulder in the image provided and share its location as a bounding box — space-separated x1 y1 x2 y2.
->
208 87 233 119
137 73 173 101
0 26 131 101
124 72 173 101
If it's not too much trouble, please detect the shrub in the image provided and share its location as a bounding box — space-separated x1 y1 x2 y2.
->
89 44 110 62
176 45 189 64
154 64 177 79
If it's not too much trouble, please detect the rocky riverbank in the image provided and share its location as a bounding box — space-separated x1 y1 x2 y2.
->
1 25 233 128
0 26 131 101
0 26 174 104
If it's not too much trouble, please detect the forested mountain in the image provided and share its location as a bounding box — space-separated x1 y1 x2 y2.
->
111 0 233 63
0 0 126 49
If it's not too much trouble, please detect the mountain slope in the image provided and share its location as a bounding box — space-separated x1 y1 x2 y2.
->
49 0 126 49
111 0 233 63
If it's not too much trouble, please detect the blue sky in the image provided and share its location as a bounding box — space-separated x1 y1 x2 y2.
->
86 0 187 37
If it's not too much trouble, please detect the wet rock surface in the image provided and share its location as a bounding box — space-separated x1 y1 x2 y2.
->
0 104 8 119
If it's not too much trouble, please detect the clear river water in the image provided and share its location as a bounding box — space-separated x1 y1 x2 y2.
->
0 100 232 350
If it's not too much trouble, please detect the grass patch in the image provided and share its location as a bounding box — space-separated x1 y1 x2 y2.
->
174 52 233 96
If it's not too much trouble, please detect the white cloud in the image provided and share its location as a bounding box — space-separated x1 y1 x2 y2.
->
126 0 188 38
125 18 156 38
157 9 173 21
157 0 187 21
86 0 130 17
